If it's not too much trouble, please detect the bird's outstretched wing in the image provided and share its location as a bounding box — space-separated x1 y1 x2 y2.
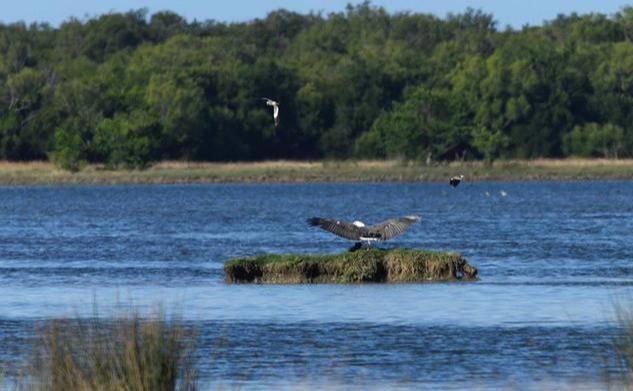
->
307 217 363 240
366 216 421 240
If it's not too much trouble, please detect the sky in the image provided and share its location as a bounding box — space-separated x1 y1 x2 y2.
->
2 0 632 29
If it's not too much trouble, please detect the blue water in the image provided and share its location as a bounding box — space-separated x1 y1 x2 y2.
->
1 182 632 389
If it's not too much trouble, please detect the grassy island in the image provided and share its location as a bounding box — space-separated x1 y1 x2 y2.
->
224 249 478 284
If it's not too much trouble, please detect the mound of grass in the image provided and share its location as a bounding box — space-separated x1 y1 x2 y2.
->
224 249 478 283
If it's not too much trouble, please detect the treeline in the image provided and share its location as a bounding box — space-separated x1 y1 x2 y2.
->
2 2 633 169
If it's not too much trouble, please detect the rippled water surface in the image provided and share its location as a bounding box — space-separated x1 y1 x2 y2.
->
1 182 633 389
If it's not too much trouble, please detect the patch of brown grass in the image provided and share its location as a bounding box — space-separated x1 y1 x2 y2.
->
0 158 632 185
23 308 197 391
0 161 54 171
500 158 633 168
151 160 321 170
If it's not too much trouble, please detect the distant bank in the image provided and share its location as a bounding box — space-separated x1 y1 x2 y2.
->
0 159 632 185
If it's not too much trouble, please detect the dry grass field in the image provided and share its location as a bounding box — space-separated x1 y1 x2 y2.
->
0 159 631 185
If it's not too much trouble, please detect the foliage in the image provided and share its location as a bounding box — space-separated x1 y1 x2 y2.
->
358 86 471 161
94 111 161 169
1 3 633 169
563 122 630 158
50 120 87 172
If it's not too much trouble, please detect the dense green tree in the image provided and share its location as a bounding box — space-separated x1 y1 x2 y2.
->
94 110 161 168
82 10 149 62
356 86 471 161
0 3 632 169
563 122 630 158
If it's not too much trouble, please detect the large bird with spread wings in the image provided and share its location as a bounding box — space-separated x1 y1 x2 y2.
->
308 215 421 250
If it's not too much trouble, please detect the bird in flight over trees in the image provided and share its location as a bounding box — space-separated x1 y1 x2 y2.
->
308 215 421 251
262 97 280 127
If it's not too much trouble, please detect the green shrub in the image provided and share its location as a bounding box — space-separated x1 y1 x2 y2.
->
563 122 629 158
50 121 88 172
94 112 161 169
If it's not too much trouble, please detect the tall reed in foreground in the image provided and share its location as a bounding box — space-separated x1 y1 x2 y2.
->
611 305 633 390
24 308 197 391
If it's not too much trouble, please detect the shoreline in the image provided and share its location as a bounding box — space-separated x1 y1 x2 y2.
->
0 159 632 185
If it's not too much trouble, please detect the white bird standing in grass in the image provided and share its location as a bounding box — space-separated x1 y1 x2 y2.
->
262 97 280 127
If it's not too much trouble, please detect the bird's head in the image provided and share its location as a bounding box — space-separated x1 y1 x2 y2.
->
352 220 365 228
405 215 422 223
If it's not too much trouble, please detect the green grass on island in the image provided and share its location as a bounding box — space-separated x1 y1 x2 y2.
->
1 159 633 185
224 248 478 283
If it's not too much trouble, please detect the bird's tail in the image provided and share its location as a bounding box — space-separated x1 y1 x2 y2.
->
307 217 323 226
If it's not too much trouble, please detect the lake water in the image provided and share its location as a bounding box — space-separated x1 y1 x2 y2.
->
1 182 632 389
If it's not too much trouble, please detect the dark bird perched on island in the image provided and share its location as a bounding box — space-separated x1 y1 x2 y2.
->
449 174 464 187
308 215 421 251
262 97 280 127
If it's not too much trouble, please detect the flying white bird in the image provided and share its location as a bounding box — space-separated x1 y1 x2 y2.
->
449 175 464 187
308 215 421 250
262 97 280 127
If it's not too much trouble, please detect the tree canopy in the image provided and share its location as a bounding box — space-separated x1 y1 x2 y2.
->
1 3 633 169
